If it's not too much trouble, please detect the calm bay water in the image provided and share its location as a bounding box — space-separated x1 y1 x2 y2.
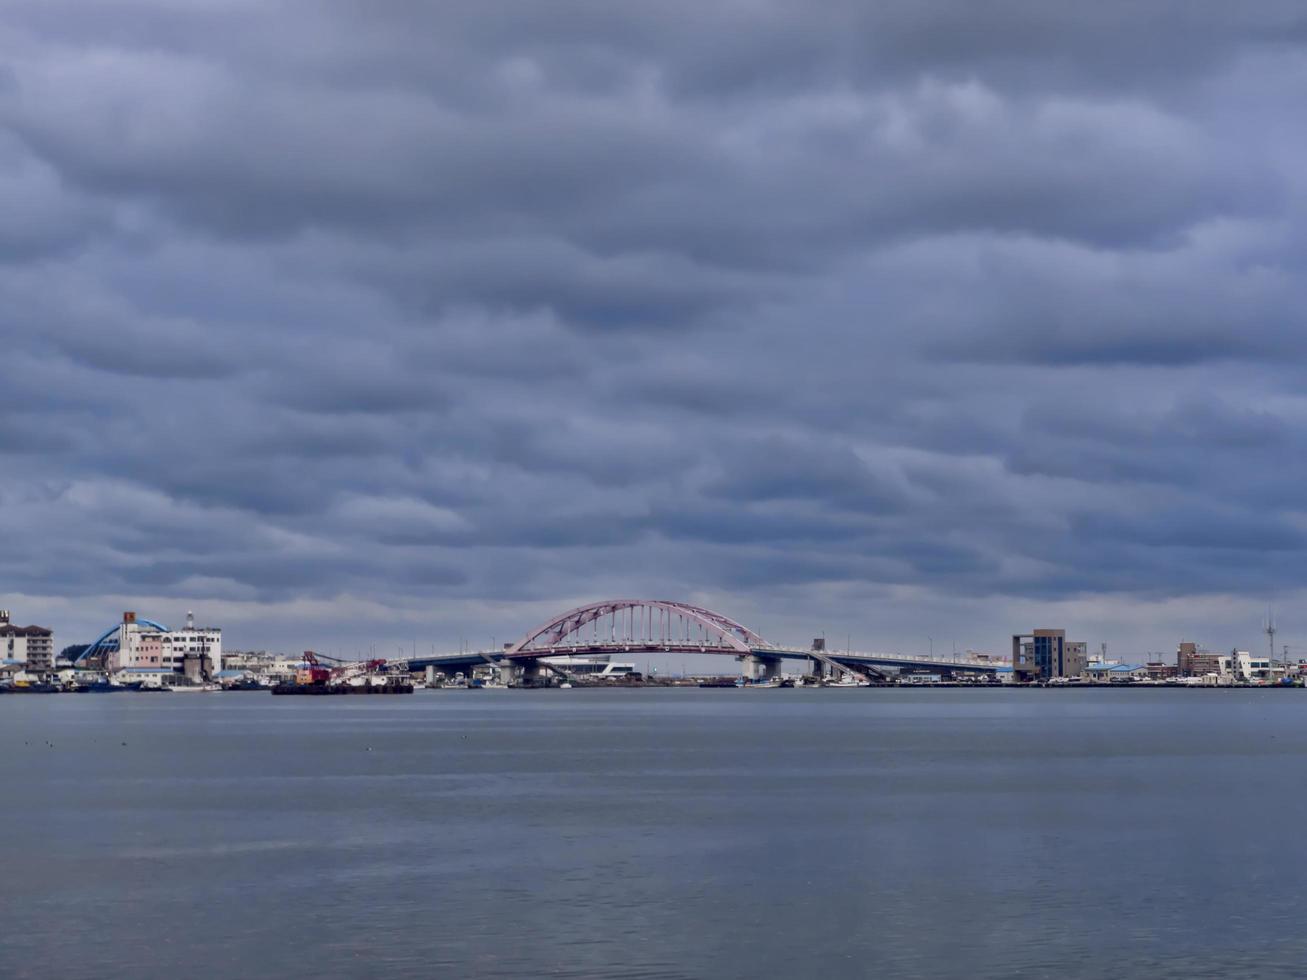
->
2 688 1305 979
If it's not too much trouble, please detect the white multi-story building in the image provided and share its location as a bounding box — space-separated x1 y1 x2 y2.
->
113 611 221 677
0 610 55 672
1219 651 1272 684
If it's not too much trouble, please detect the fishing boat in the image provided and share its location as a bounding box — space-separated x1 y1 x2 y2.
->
824 675 869 688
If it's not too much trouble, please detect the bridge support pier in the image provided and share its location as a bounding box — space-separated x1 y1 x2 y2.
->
739 654 783 681
518 661 545 687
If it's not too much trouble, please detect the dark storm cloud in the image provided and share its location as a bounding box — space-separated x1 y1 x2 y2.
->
3 0 1307 655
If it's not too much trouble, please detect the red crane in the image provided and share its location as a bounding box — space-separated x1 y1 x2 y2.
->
297 651 389 686
297 651 332 685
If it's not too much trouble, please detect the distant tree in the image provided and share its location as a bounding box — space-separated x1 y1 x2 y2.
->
60 644 89 662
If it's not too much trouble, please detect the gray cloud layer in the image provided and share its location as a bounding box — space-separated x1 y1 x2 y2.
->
3 1 1306 655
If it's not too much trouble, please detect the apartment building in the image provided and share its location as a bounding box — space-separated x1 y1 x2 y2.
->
0 610 55 672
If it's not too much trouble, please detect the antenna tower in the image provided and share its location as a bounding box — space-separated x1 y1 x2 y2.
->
1265 607 1277 669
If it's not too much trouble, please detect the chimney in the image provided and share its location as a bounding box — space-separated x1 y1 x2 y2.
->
187 610 195 630
0 610 9 625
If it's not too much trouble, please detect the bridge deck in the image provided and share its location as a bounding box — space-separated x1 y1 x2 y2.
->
407 643 1002 674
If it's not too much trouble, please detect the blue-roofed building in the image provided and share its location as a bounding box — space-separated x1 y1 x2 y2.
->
1085 663 1149 683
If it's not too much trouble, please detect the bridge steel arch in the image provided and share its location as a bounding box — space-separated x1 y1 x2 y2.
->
75 619 170 663
506 600 770 657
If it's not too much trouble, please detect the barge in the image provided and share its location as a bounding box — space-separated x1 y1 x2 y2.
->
271 682 413 695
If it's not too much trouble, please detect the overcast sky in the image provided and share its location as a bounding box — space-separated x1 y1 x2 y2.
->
3 1 1306 662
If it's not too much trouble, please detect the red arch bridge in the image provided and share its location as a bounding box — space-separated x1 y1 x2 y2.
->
405 599 1001 682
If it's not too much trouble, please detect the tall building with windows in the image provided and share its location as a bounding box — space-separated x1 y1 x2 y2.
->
114 611 221 678
1012 629 1087 682
0 610 55 673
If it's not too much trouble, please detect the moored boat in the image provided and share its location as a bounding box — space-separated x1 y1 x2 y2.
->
271 681 413 695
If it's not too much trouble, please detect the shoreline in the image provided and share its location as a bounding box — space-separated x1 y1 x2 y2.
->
5 682 1302 695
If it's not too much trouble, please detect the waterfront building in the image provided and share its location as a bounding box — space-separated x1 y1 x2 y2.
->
1145 661 1178 681
0 610 54 673
1011 629 1087 682
112 610 221 678
116 666 183 688
1219 651 1271 684
1177 641 1222 678
1085 663 1149 683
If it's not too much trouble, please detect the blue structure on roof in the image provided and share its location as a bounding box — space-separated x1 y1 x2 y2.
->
75 619 170 663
